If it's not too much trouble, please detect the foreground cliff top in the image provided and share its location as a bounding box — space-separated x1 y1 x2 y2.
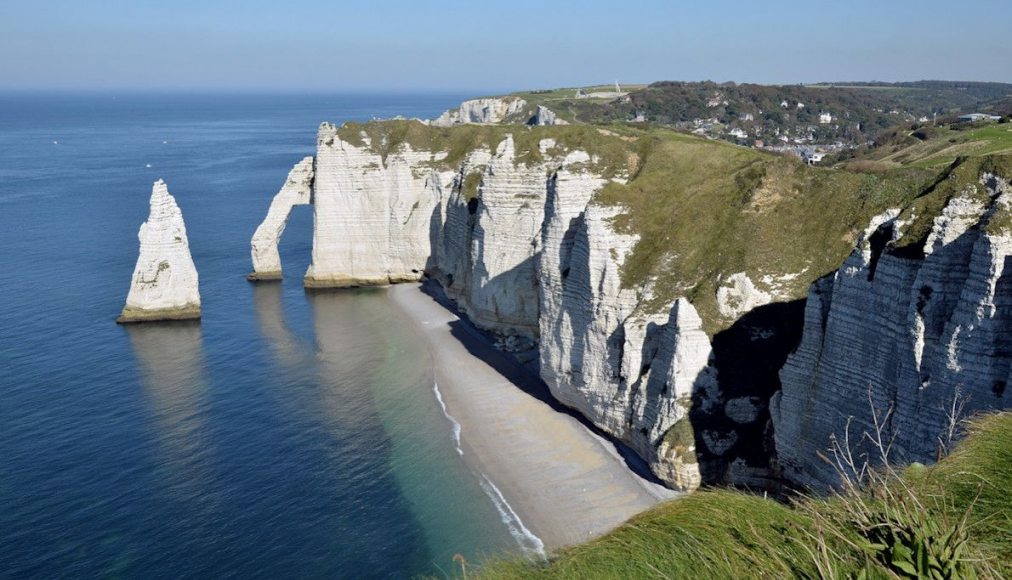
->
479 411 1012 578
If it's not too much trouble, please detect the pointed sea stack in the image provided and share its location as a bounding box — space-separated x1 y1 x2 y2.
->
117 180 201 323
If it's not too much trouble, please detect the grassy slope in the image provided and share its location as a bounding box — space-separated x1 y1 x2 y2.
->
594 129 932 333
334 120 632 178
479 413 1012 579
840 122 1012 170
891 154 1012 256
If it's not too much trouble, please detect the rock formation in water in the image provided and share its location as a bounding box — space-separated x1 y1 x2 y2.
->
248 157 314 281
118 180 200 323
773 165 1012 489
432 97 528 126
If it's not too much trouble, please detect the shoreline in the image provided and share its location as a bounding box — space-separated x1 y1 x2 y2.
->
387 282 678 553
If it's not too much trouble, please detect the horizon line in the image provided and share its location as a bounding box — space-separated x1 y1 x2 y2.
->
2 77 1012 96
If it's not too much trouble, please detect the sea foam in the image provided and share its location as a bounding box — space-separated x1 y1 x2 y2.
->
432 380 546 558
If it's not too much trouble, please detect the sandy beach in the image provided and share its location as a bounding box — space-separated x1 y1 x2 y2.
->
387 283 678 553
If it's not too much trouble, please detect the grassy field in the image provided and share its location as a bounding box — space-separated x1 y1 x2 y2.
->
839 122 1012 170
477 412 1012 579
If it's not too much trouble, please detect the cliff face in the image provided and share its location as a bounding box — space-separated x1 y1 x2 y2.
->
432 97 528 127
773 166 1012 489
118 180 200 323
251 119 1012 492
304 123 446 287
464 136 547 337
251 123 711 488
537 189 710 487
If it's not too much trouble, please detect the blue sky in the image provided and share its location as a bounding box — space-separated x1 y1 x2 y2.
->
1 0 1010 92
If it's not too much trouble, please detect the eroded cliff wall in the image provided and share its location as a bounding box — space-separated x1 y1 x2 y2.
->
304 123 447 287
773 165 1012 489
253 119 1012 492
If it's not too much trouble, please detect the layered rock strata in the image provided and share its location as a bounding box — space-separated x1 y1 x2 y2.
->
118 180 200 323
773 172 1012 489
463 136 547 337
304 123 446 287
248 157 314 280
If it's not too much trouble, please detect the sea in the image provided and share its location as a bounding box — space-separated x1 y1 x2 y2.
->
0 93 525 578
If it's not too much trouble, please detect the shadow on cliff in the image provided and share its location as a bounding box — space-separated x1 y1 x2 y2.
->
689 298 807 487
419 279 669 486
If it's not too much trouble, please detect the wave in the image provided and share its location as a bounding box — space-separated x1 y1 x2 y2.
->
432 381 463 456
431 380 546 559
479 474 546 559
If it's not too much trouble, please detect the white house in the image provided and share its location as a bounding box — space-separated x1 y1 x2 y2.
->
802 149 825 164
819 112 833 124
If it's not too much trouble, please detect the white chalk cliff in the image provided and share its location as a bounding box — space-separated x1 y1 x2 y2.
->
118 180 200 323
248 156 314 280
250 120 1012 492
773 171 1012 489
304 123 446 287
248 123 713 489
432 97 528 126
530 105 566 126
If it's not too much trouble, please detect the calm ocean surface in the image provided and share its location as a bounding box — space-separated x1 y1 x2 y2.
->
0 93 520 578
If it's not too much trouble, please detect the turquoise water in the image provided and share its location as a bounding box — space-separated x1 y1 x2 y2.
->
0 94 518 578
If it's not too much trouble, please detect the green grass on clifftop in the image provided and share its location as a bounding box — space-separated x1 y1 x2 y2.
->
478 412 1012 579
334 120 632 178
594 129 933 333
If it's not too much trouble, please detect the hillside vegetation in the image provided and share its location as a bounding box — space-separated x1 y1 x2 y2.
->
833 121 1012 170
512 80 1012 148
593 128 935 333
479 412 1012 579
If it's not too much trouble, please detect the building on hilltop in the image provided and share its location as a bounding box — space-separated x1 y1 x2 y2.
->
801 148 825 164
959 112 999 123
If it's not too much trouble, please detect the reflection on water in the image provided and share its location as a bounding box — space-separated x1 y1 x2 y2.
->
305 289 520 569
125 322 215 504
0 92 517 579
252 282 305 367
307 290 391 434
